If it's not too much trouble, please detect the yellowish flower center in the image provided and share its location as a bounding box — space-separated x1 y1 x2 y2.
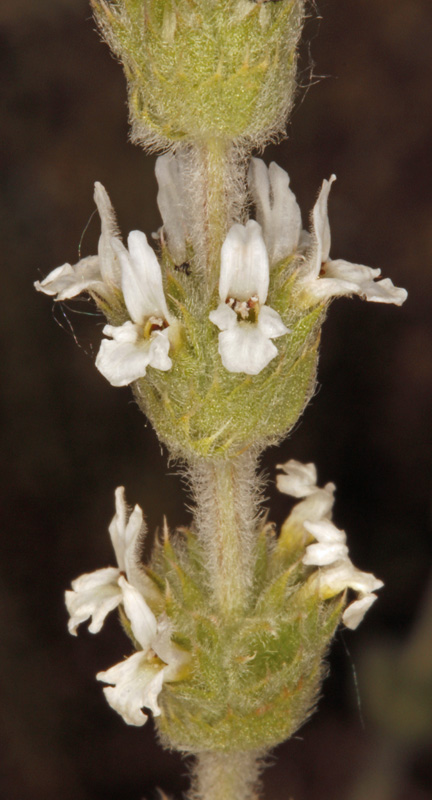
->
226 295 260 323
143 315 168 339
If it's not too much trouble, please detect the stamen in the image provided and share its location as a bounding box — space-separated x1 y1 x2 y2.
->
144 316 169 338
226 295 260 322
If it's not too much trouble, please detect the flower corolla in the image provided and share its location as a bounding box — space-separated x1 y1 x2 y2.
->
248 159 407 306
155 152 192 266
277 459 383 629
97 577 184 726
65 486 145 635
302 519 349 566
303 176 408 304
310 559 384 629
34 182 121 302
276 459 320 498
209 220 289 375
277 458 336 525
248 157 302 266
96 230 174 386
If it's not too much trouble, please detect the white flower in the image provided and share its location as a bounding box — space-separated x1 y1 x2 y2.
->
341 593 379 629
302 512 384 630
277 460 383 629
65 487 145 635
302 519 349 566
312 559 384 597
301 176 408 305
248 158 302 266
276 459 319 497
309 559 384 630
277 459 336 525
65 567 125 637
34 182 121 301
108 486 147 592
155 153 191 265
97 578 185 726
276 459 336 558
209 220 289 375
95 230 174 386
289 484 336 526
248 158 407 306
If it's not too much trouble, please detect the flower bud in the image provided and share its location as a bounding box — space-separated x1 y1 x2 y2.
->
91 0 305 149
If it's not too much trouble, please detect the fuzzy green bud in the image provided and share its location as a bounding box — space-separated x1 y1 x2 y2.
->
91 0 305 150
146 523 342 752
133 257 323 460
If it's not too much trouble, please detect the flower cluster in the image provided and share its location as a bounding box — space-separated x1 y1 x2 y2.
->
64 461 382 739
277 459 384 629
35 155 407 385
66 488 187 726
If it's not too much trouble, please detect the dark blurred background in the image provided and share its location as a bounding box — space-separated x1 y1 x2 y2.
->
1 0 431 798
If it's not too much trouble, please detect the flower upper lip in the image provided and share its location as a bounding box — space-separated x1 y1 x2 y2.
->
155 152 192 265
248 157 302 267
95 230 174 387
34 182 122 302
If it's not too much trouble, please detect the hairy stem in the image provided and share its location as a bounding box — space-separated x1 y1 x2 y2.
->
189 138 247 287
189 751 263 800
190 451 260 617
203 138 229 283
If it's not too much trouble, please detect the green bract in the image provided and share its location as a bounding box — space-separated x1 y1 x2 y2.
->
91 0 305 148
144 523 342 752
128 255 324 460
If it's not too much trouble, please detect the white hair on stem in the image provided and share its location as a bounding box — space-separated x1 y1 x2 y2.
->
188 750 266 800
187 448 264 612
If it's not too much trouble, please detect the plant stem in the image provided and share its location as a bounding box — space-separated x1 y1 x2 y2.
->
189 750 263 800
191 451 259 617
190 137 246 287
204 138 228 283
